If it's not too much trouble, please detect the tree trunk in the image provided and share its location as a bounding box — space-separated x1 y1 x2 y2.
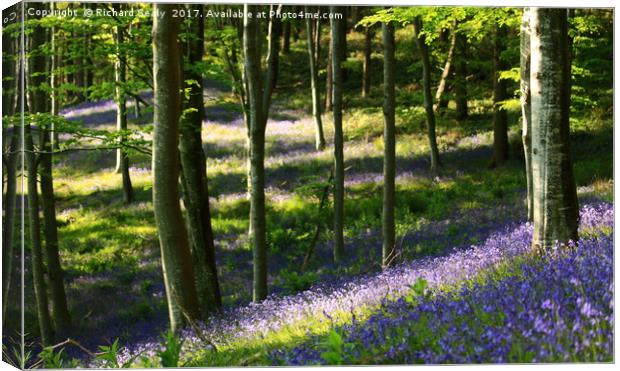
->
433 24 457 113
180 4 222 316
454 33 468 121
314 16 321 65
50 1 60 149
529 8 579 251
28 2 71 340
281 19 291 54
25 17 54 338
491 25 509 168
382 21 396 268
25 124 54 346
152 4 201 332
114 4 134 203
305 6 326 150
324 35 333 112
413 18 441 175
331 6 345 263
243 4 280 302
340 8 348 82
521 8 533 221
39 133 72 330
362 26 372 98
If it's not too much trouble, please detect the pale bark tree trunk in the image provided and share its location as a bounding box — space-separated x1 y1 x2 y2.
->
454 33 468 121
152 4 201 332
50 1 60 149
180 4 222 316
413 18 441 175
382 21 396 268
491 25 509 168
529 8 579 250
521 8 534 221
433 24 458 114
114 4 134 204
362 26 373 98
331 6 345 263
314 17 321 65
305 6 326 150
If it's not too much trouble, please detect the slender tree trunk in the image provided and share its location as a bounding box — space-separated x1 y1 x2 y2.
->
331 6 345 263
50 1 60 149
28 2 71 339
270 13 282 90
491 25 509 168
454 33 468 121
25 124 54 346
114 6 134 203
25 17 54 338
243 4 280 301
152 4 201 332
433 24 458 113
362 26 372 98
39 12 72 330
180 4 222 316
314 16 321 65
340 7 349 82
39 133 71 330
281 19 291 54
246 5 267 301
324 36 333 112
413 18 441 175
382 21 396 268
529 8 579 251
521 8 534 221
305 7 326 150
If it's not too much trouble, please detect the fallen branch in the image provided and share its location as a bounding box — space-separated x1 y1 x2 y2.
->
301 168 334 272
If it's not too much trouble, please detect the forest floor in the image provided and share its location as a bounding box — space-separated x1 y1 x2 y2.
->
4 67 613 366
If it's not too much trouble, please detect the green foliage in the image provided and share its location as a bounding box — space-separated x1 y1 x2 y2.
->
320 330 346 365
38 347 81 368
277 270 320 294
95 339 123 368
156 330 184 368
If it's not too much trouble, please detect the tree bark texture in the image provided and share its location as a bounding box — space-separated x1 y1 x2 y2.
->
152 4 201 332
382 21 396 268
433 24 458 113
305 6 326 150
331 6 346 263
454 33 468 120
362 26 373 98
180 4 222 316
529 8 579 250
114 4 134 204
491 25 509 167
413 18 441 175
521 8 534 221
